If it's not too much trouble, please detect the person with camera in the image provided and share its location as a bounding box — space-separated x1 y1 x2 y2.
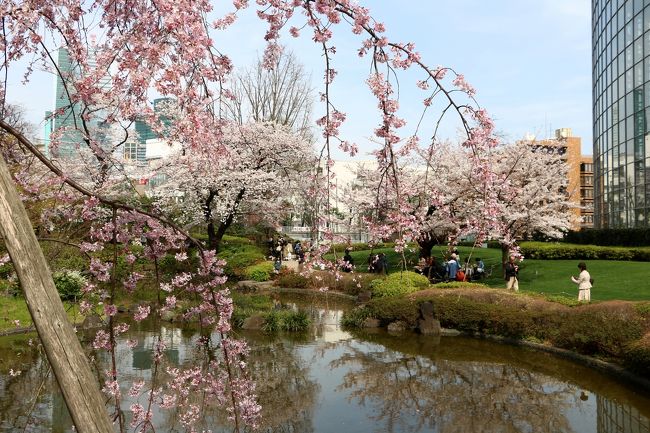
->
571 262 592 302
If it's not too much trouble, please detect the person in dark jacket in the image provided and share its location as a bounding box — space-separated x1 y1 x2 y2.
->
504 255 519 291
342 248 354 272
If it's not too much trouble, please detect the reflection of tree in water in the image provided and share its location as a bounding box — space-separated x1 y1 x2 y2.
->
132 331 320 433
0 337 73 432
241 336 320 433
331 342 577 433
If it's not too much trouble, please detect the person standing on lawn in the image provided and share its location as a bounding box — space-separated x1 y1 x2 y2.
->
504 255 519 292
571 262 592 302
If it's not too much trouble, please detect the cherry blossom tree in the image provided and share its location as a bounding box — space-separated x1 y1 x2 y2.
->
152 121 314 251
345 140 574 263
0 0 504 431
489 141 576 262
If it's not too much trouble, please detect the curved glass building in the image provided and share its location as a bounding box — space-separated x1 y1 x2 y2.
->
593 0 650 228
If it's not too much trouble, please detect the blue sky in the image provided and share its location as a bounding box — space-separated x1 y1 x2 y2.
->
7 0 592 156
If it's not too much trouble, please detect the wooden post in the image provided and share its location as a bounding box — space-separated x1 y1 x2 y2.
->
0 156 113 433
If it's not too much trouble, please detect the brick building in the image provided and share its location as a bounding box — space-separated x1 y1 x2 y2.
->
529 128 594 230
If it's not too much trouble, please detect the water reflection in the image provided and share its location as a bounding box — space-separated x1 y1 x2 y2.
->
0 294 649 433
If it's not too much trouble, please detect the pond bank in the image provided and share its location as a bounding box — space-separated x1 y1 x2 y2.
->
339 287 650 387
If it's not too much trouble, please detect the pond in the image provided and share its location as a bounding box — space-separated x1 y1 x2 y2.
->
1 293 649 433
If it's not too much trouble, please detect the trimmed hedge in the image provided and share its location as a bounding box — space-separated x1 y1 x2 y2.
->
520 241 650 262
565 228 650 247
369 271 430 298
217 238 267 278
350 289 650 376
330 242 395 252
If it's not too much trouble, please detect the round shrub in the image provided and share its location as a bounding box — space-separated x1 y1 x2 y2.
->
369 271 429 298
341 306 372 328
263 310 310 332
244 262 275 282
53 269 87 301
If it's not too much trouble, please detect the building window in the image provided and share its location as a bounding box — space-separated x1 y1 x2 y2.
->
124 142 137 160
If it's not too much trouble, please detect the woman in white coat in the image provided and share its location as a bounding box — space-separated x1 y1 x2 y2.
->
571 262 592 302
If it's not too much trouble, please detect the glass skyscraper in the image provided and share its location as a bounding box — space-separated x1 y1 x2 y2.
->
593 0 650 228
47 48 111 157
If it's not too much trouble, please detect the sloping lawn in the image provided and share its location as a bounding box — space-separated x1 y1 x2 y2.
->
334 245 650 302
514 259 650 301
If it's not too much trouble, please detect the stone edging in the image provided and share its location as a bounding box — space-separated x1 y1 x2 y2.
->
0 326 35 337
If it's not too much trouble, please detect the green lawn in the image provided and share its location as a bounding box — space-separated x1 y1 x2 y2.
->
515 259 650 301
0 296 88 333
334 245 650 302
0 296 34 332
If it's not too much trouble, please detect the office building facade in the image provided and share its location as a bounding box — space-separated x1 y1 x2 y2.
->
593 0 650 228
530 129 594 230
46 48 111 157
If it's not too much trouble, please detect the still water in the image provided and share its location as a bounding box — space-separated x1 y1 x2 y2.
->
1 293 649 433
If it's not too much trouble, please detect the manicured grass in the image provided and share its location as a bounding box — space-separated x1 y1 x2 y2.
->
515 259 650 301
335 245 650 302
327 247 420 273
0 296 89 333
0 296 33 332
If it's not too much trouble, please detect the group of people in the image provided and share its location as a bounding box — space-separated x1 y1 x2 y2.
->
267 236 593 302
267 237 308 271
417 252 486 283
417 251 592 302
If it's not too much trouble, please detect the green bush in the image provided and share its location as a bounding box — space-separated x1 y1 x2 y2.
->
0 261 13 279
369 271 429 298
341 306 373 328
0 279 20 297
519 241 650 262
564 228 650 247
366 296 420 327
53 269 87 301
281 310 310 331
262 310 311 332
244 262 275 282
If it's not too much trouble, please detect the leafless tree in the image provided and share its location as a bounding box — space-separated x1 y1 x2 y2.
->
226 49 314 141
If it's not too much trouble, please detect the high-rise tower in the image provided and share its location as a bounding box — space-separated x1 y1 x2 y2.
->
593 0 650 228
46 47 111 157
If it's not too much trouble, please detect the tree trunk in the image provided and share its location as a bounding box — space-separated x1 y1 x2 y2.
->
501 243 510 273
207 220 218 251
417 236 437 259
0 157 113 433
209 188 247 253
